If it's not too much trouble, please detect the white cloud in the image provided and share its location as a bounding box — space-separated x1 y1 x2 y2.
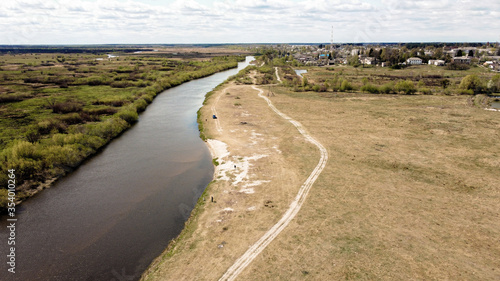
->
0 0 498 44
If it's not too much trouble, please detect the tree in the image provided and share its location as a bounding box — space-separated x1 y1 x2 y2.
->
380 48 387 61
456 50 463 57
434 48 443 59
459 74 484 94
348 55 360 67
487 74 500 93
468 50 474 57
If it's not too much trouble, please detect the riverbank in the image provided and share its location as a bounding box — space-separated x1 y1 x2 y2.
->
0 54 245 212
143 65 499 280
141 73 318 280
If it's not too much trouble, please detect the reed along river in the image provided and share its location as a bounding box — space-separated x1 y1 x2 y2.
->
0 56 254 281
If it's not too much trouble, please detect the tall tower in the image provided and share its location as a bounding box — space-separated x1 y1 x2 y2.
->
330 25 334 51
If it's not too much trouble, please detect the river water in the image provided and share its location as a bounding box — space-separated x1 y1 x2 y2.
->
0 56 254 281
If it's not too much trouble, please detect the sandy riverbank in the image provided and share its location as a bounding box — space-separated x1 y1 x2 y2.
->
141 80 318 280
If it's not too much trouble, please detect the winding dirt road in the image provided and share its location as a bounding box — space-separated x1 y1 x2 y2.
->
218 85 329 281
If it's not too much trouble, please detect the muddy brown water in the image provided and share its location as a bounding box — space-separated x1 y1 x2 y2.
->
0 57 254 281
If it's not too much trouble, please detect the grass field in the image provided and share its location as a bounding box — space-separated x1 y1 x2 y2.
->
0 51 244 210
143 65 499 280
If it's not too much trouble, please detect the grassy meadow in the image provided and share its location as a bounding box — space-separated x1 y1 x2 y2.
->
0 51 244 210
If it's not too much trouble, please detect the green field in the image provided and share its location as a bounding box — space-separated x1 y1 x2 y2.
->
0 51 244 210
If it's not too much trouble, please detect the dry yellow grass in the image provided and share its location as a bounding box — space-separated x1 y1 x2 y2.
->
238 89 500 281
143 74 500 280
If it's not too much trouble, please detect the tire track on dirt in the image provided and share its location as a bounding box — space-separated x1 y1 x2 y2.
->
219 85 328 281
211 89 225 133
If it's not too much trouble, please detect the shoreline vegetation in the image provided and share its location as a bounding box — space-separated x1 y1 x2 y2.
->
0 50 246 211
142 54 499 280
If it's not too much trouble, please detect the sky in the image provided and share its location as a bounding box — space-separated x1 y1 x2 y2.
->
0 0 499 44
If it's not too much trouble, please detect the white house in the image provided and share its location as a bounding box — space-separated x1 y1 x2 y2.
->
407 57 423 65
428 60 445 66
362 57 376 65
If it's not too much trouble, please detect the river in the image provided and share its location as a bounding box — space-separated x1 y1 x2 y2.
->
0 56 254 281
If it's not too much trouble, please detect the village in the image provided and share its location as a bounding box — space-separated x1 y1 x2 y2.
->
277 43 500 71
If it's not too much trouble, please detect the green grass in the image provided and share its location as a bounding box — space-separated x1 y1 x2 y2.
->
0 52 245 210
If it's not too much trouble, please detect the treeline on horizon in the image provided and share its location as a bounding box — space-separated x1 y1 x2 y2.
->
0 42 494 54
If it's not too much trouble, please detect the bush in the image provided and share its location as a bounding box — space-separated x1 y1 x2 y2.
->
116 108 138 124
87 118 129 140
84 107 117 116
361 84 379 94
339 79 353 92
379 83 395 94
51 101 83 114
395 80 416 94
110 81 135 88
134 98 148 112
58 113 83 125
459 74 484 94
25 126 41 143
37 119 68 135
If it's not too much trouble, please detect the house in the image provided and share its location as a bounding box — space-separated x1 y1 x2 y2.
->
428 59 445 66
407 57 423 65
452 56 471 64
362 57 376 65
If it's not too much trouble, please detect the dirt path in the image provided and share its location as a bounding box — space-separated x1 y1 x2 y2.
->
274 67 282 83
211 88 225 133
218 85 329 281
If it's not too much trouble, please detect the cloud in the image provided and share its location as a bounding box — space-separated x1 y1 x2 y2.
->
0 0 498 44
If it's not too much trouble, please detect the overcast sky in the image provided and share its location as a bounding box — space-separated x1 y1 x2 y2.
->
1 0 499 44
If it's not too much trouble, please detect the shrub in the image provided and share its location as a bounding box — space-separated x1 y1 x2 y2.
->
51 101 83 114
58 113 83 125
395 80 416 94
84 107 117 116
379 83 394 94
361 84 379 94
37 119 68 135
110 81 135 88
25 126 41 143
116 108 138 124
134 98 148 112
459 74 484 94
87 118 129 140
0 141 44 181
339 79 353 92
